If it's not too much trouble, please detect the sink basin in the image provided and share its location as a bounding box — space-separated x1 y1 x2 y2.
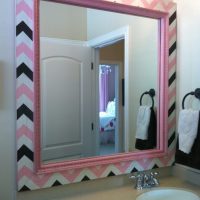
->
136 188 200 200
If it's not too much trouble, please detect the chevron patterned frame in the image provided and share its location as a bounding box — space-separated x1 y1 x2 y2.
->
16 0 176 191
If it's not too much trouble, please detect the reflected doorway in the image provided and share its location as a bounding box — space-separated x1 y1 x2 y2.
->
97 40 125 156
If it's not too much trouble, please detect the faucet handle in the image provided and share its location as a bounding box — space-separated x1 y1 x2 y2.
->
129 172 144 190
150 171 159 186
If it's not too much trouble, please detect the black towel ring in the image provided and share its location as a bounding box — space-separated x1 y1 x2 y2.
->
140 89 155 108
182 88 200 109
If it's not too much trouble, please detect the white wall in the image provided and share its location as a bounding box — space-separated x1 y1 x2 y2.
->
173 0 200 113
87 9 158 151
0 0 16 199
40 1 87 40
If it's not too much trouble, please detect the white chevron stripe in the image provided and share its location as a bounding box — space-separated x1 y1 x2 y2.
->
169 80 175 95
169 19 176 33
44 173 70 187
16 0 33 9
17 74 34 91
18 177 39 191
16 53 34 71
17 94 33 111
17 115 33 131
169 51 176 66
168 138 176 151
18 156 34 171
126 161 145 173
169 95 176 108
100 165 121 177
16 32 33 49
17 135 33 151
169 4 177 16
168 126 176 139
169 66 175 80
74 169 97 182
169 35 176 48
168 110 175 124
16 11 33 30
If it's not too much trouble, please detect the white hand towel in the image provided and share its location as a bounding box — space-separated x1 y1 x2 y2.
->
178 109 199 154
136 106 151 140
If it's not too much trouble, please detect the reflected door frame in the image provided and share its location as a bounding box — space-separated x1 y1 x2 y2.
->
88 26 130 154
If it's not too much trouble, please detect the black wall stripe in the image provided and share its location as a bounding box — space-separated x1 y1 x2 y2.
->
17 62 33 81
17 145 34 162
168 102 176 117
169 11 176 25
168 132 176 147
169 42 176 56
16 21 33 40
169 72 176 86
17 104 33 121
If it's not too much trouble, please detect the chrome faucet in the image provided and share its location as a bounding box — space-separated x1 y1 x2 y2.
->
130 171 159 189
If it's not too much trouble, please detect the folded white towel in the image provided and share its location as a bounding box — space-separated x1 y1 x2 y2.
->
136 106 151 140
178 109 199 154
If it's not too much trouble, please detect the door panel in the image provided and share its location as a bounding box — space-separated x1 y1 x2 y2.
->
40 38 94 162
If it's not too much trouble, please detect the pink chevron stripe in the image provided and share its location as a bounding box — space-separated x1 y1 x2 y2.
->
18 166 52 187
137 158 153 169
16 84 34 101
120 0 135 4
159 148 175 166
114 161 132 173
141 0 160 9
169 28 176 40
16 0 33 19
89 165 110 177
160 1 174 12
168 87 176 102
16 125 34 141
169 56 176 72
60 169 82 182
168 117 176 131
16 43 34 61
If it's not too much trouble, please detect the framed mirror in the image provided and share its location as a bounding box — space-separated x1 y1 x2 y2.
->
16 0 177 191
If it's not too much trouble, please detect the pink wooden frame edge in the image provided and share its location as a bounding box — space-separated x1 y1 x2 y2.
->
34 0 170 174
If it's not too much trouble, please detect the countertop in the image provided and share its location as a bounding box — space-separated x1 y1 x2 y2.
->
60 176 200 200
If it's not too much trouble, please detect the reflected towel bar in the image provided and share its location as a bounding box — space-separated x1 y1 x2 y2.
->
139 88 155 108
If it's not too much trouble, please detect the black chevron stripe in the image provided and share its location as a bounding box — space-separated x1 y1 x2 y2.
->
169 42 176 56
169 11 176 25
17 62 33 81
19 185 31 192
17 145 34 162
168 132 176 147
16 21 33 40
107 171 116 177
168 102 176 117
52 180 62 187
17 104 33 121
169 72 176 86
81 176 90 182
131 167 138 173
152 164 159 169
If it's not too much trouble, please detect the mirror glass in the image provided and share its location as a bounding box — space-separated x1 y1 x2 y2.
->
39 1 159 163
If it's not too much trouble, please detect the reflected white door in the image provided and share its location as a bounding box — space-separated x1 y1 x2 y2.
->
40 38 95 162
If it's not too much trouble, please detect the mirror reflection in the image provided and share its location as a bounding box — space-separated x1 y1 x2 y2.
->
40 1 159 163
